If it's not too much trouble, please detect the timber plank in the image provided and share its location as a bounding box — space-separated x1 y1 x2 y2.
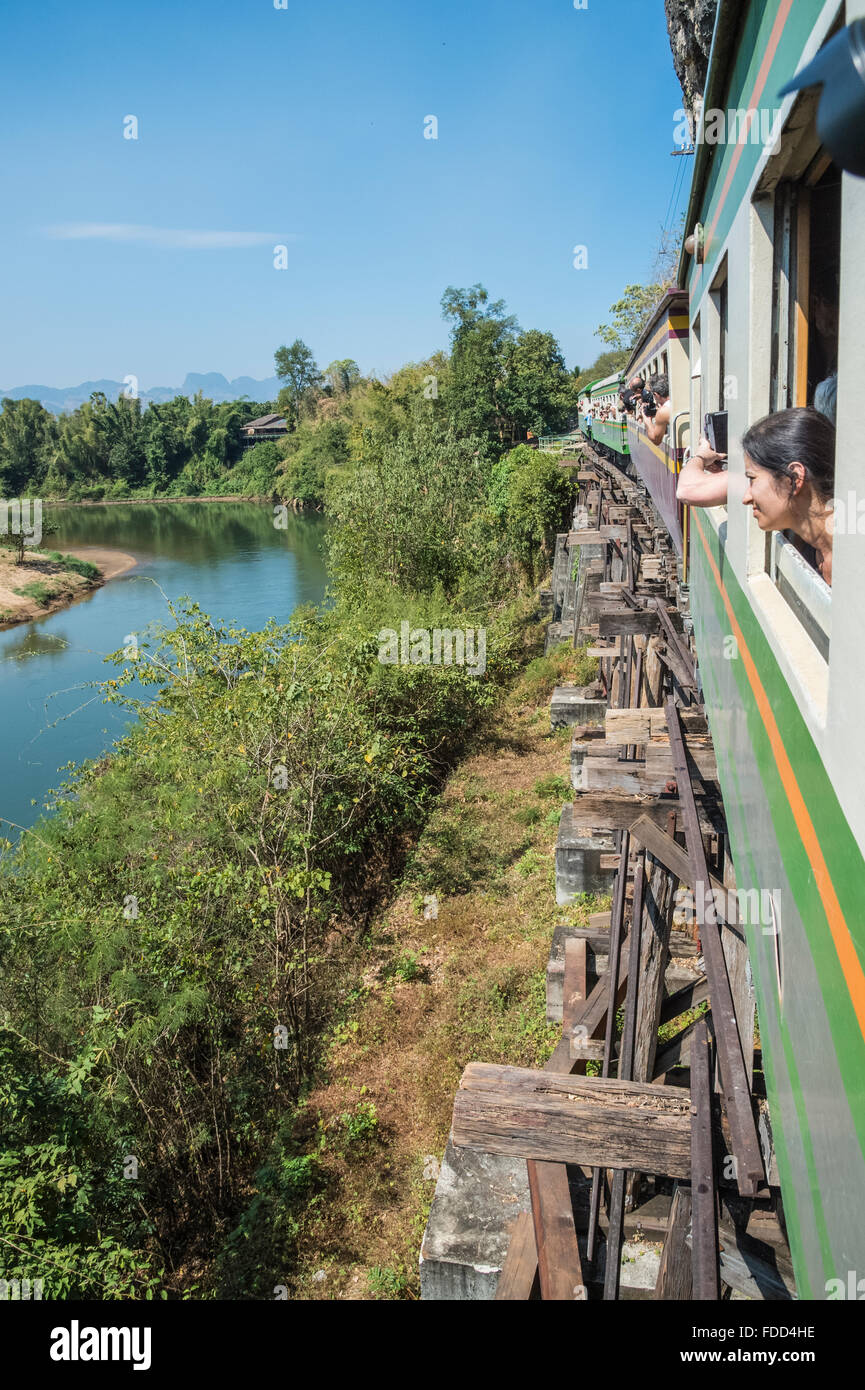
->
527 1164 587 1301
629 816 739 925
597 610 660 638
605 707 709 743
690 1017 720 1298
572 791 725 836
452 1065 692 1177
655 1184 693 1299
494 1212 540 1300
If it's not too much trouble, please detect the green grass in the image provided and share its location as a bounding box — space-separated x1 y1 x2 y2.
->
44 550 100 580
13 581 62 607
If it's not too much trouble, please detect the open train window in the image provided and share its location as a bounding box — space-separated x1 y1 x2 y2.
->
752 155 840 664
770 164 840 417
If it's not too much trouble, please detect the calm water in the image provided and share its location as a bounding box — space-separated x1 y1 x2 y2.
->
0 501 329 833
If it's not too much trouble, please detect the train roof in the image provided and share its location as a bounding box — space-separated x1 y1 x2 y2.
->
588 372 624 394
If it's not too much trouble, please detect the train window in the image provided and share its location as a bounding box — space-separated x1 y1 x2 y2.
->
748 155 840 673
770 163 840 415
709 259 728 414
691 313 703 456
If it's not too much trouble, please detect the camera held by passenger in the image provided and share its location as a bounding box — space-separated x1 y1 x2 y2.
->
641 388 658 418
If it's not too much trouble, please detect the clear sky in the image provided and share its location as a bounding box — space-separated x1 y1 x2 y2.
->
1 0 688 391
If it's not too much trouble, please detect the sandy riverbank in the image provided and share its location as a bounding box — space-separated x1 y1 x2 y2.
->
0 546 137 628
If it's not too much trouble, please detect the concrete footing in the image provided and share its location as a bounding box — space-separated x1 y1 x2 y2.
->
419 1135 530 1300
551 686 607 730
555 804 616 904
420 1135 666 1299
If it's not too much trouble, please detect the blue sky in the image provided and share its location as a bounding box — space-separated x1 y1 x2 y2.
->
2 0 688 390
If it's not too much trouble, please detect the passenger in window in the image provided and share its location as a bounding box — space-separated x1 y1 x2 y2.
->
676 436 729 507
814 371 837 428
741 407 835 586
642 375 672 445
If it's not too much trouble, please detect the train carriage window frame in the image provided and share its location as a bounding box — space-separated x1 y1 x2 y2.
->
749 141 840 672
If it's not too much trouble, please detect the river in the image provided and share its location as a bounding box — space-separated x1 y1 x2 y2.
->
0 501 329 835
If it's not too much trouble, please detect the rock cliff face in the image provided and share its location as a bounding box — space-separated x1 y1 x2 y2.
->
665 0 719 123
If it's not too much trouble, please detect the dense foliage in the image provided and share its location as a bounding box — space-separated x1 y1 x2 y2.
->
1 284 583 508
0 286 578 1299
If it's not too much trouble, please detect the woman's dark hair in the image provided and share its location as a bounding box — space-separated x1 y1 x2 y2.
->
741 407 835 503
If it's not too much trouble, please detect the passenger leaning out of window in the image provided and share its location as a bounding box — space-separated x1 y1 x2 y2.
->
741 407 836 586
640 374 672 445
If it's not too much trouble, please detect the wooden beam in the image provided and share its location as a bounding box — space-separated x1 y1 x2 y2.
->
552 924 699 962
527 1163 587 1301
629 815 739 925
660 975 710 1025
665 701 764 1199
653 1015 702 1079
452 1064 693 1177
598 610 660 638
516 933 589 1300
690 1018 720 1299
577 757 709 798
572 791 725 836
644 742 718 780
632 854 679 1086
587 834 630 1264
568 525 628 545
655 1184 693 1299
604 855 646 1299
605 707 708 744
707 1221 796 1301
564 936 587 1025
568 942 631 1059
494 1212 540 1300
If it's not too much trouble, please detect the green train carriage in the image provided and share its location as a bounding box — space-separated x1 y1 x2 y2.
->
581 372 630 461
676 0 865 1298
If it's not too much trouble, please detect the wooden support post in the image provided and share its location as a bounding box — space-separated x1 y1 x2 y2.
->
494 1212 540 1300
690 1018 720 1299
604 855 645 1299
499 934 588 1299
655 1184 693 1299
587 835 629 1265
632 854 677 1087
629 815 739 926
665 700 764 1198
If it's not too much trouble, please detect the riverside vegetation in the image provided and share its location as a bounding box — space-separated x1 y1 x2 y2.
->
0 285 606 1299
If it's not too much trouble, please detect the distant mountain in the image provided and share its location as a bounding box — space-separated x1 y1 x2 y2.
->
0 373 283 414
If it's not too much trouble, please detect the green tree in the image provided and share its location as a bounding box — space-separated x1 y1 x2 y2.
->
440 285 517 443
0 398 55 494
323 359 361 396
574 349 631 394
274 340 323 427
596 283 666 353
499 329 580 440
